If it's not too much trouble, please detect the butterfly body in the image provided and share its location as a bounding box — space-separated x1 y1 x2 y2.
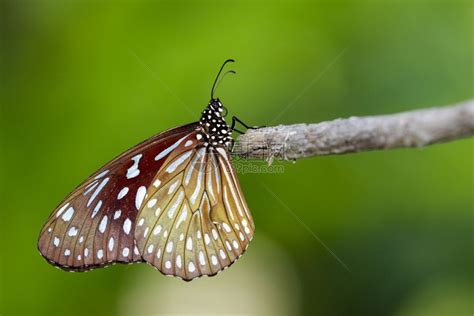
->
39 78 255 280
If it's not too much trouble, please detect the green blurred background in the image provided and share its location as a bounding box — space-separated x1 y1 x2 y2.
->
1 0 473 315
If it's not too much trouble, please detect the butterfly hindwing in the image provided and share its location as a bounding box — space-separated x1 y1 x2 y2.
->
135 139 255 281
38 123 199 271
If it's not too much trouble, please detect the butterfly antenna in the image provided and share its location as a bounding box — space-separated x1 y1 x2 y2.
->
211 59 235 99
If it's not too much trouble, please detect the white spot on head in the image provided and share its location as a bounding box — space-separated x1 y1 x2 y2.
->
135 186 147 210
188 261 196 273
98 216 108 233
61 206 74 222
122 247 130 257
68 226 78 237
53 237 60 247
117 187 129 200
113 209 122 220
123 218 132 235
97 249 104 259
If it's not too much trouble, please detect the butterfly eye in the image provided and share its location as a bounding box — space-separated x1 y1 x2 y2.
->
221 106 228 118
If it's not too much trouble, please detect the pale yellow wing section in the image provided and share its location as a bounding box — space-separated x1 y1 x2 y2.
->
135 144 254 281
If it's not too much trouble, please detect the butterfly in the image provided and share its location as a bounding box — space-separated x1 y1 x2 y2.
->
38 59 255 281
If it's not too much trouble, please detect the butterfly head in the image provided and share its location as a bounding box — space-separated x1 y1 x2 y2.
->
197 98 232 147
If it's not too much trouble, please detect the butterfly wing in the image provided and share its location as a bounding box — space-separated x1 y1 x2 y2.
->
38 123 199 271
135 140 255 281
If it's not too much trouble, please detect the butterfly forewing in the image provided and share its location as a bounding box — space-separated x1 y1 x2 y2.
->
38 123 199 271
135 138 254 281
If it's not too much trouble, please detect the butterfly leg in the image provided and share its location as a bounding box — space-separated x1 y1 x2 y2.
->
230 116 264 133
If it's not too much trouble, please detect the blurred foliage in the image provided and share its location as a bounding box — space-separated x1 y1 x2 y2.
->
1 0 473 315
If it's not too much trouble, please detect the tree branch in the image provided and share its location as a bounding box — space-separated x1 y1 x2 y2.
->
234 99 474 161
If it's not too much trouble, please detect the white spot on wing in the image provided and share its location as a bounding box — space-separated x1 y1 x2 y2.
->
117 187 129 200
98 216 108 233
188 261 196 273
91 200 102 218
167 191 184 219
166 151 193 173
113 209 121 220
154 135 188 161
186 237 193 250
94 170 109 179
147 199 157 208
126 154 142 179
135 186 147 210
199 251 206 265
108 237 114 251
61 206 74 222
87 177 109 207
123 218 132 235
68 227 78 237
175 205 188 228
166 241 173 253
